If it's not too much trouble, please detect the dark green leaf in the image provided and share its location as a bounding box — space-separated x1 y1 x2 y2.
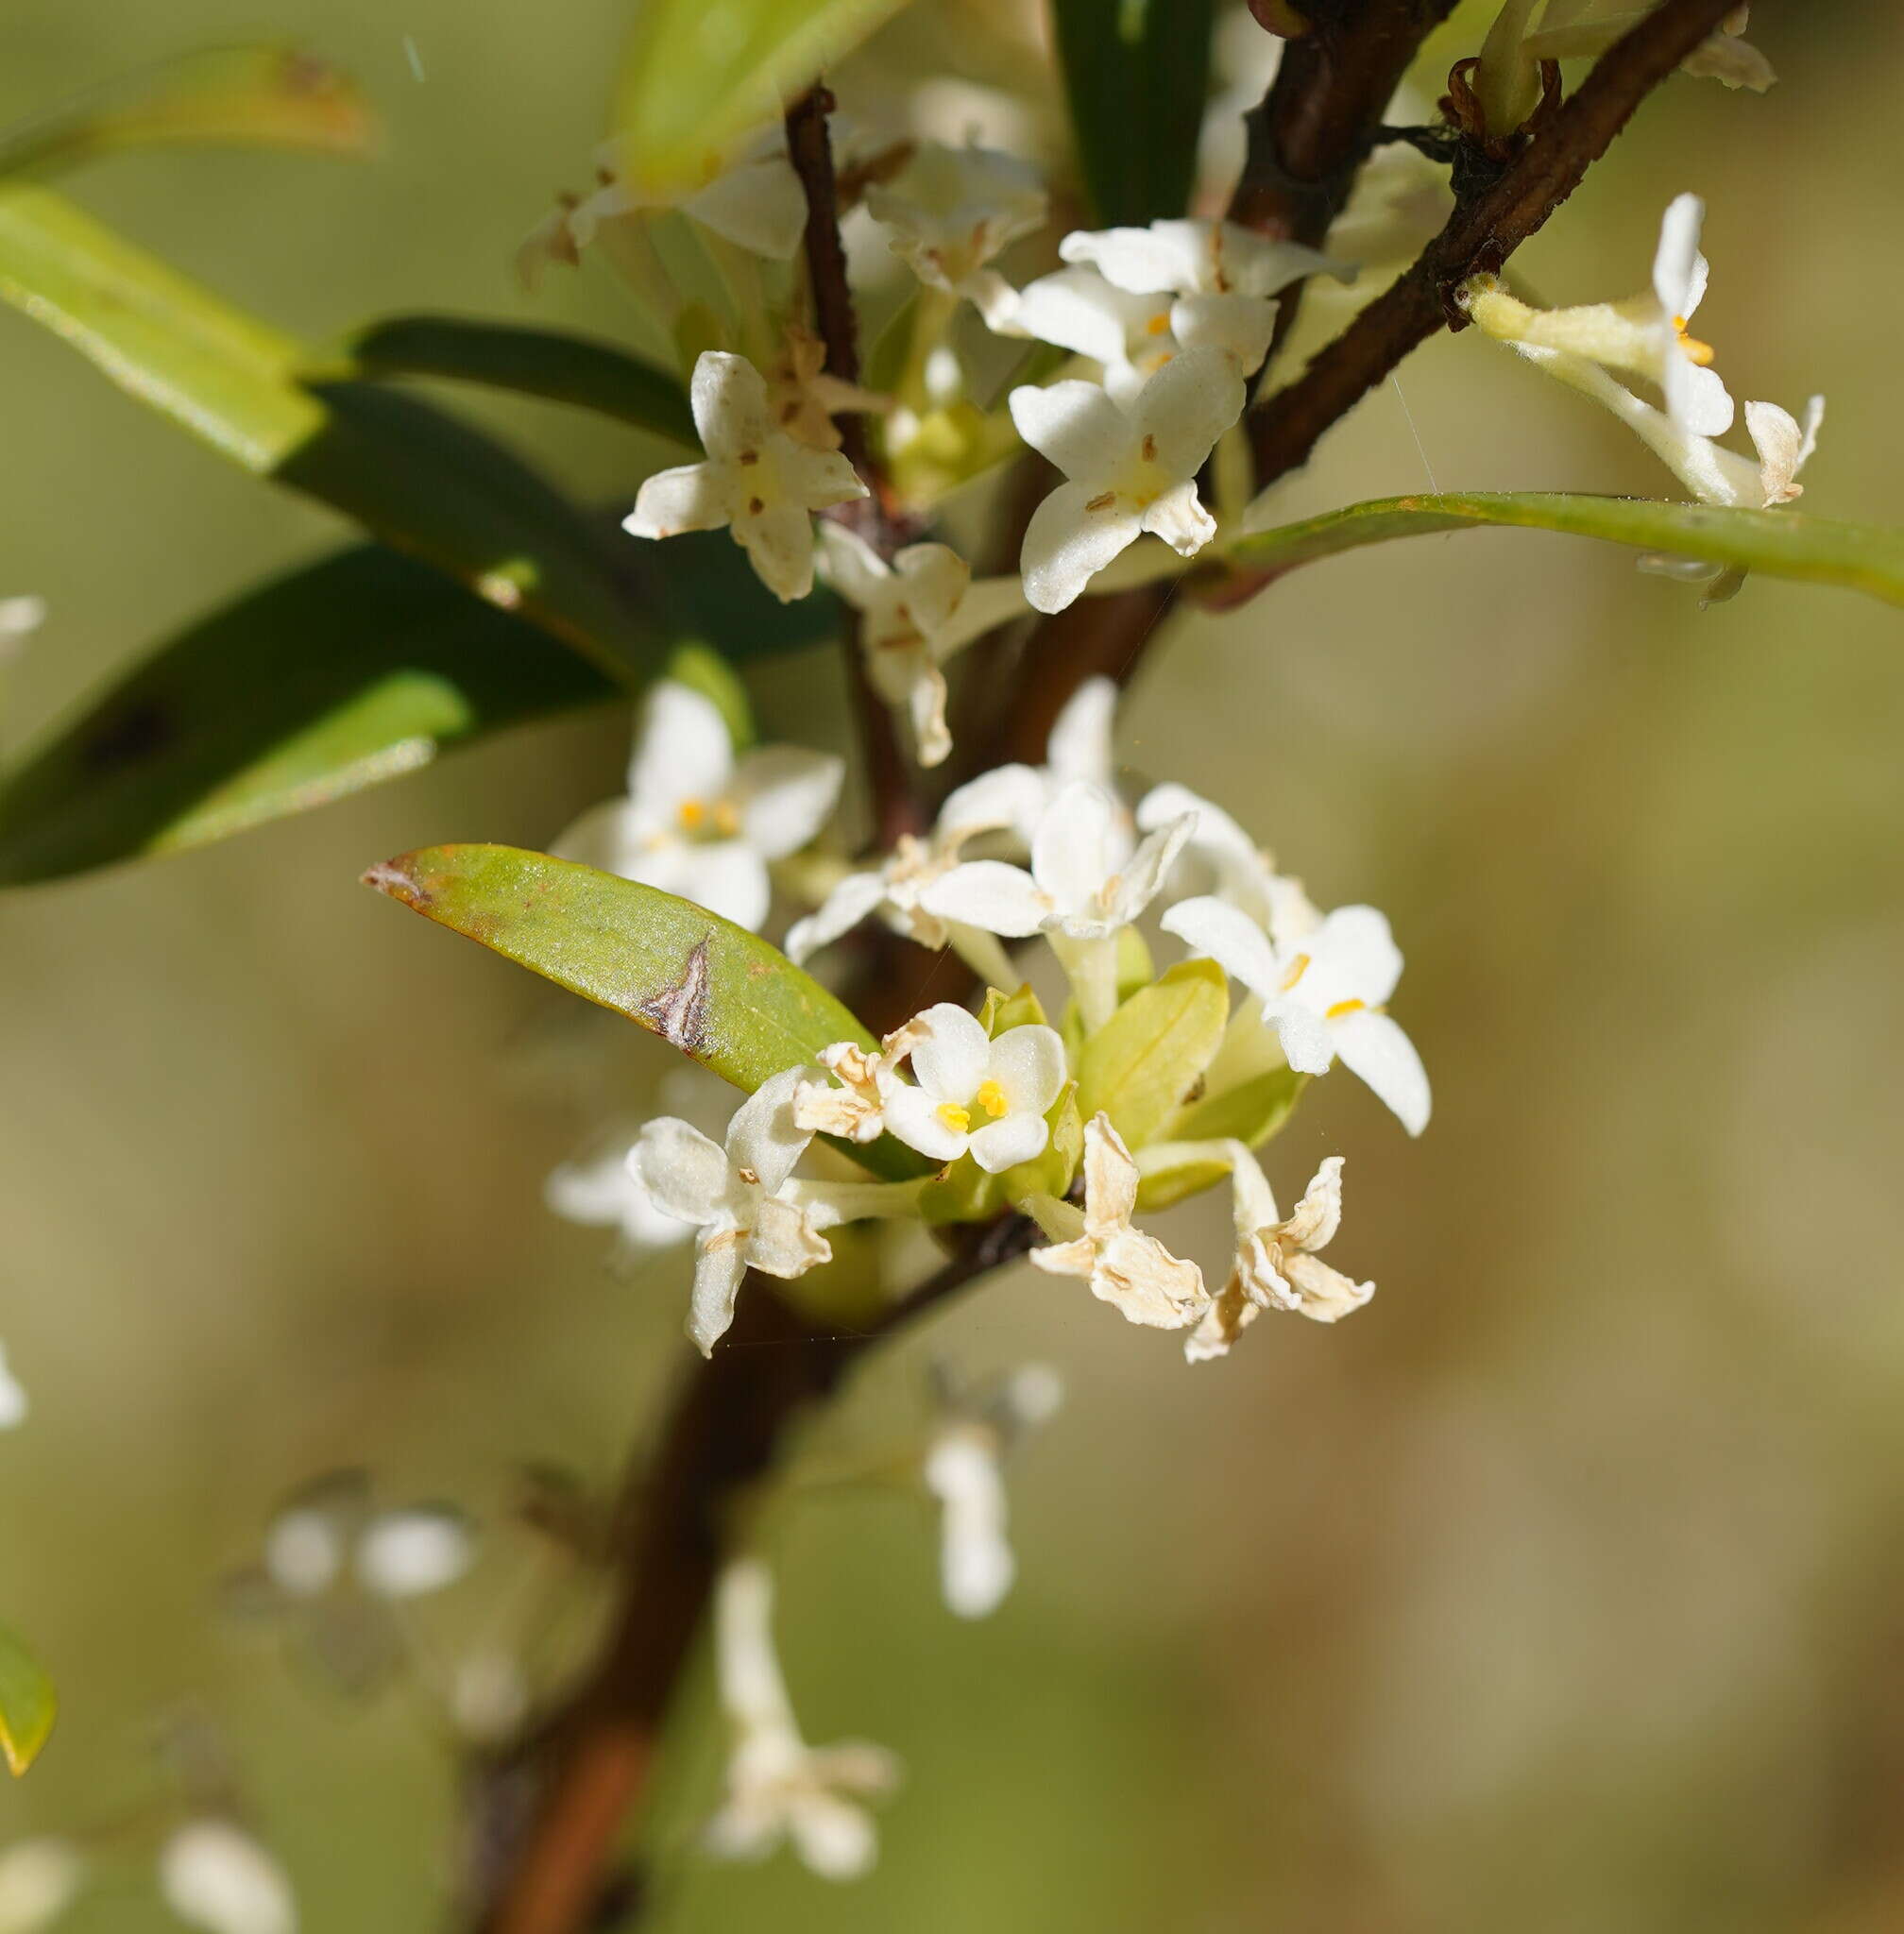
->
1050 0 1215 225
329 314 696 448
0 1624 56 1775
1221 491 1904 608
0 45 376 178
364 846 928 1179
0 185 649 679
613 0 910 194
0 548 617 884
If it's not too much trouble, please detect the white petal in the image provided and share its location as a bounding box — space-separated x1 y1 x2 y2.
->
1161 894 1279 995
882 1079 970 1162
1011 266 1152 367
687 1237 749 1355
921 860 1050 937
549 797 650 878
658 840 773 931
1045 677 1117 791
1019 483 1144 614
939 763 1047 845
684 154 808 260
1331 1008 1432 1135
1263 997 1337 1076
1133 346 1247 478
732 748 844 859
1105 810 1198 926
0 1838 84 1932
734 503 820 602
263 1509 344 1598
633 1119 731 1224
925 1433 1015 1617
725 1067 813 1194
986 1024 1066 1118
1216 224 1352 298
787 1792 879 1881
1060 222 1206 296
909 1002 992 1102
1139 479 1217 558
1171 291 1277 375
906 660 953 767
355 1508 473 1599
787 870 889 963
159 1824 295 1934
1030 781 1123 917
1652 194 1708 319
625 462 730 539
890 543 972 639
1007 379 1130 483
714 1556 793 1733
1662 351 1735 439
690 349 774 458
968 1111 1050 1173
630 682 735 809
745 1195 831 1279
779 441 869 513
1139 781 1256 869
815 519 891 608
1283 1251 1374 1322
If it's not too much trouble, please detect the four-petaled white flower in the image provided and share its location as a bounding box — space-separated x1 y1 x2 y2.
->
923 1365 1062 1619
625 351 867 603
633 1068 832 1356
554 681 842 935
705 1557 899 1880
785 764 1048 966
1163 895 1431 1136
1461 194 1733 437
922 780 1196 942
1009 347 1245 613
1008 267 1191 405
1029 1113 1210 1329
158 1821 297 1934
878 1003 1065 1173
1059 217 1351 376
818 525 1026 768
1187 1151 1372 1362
865 142 1046 330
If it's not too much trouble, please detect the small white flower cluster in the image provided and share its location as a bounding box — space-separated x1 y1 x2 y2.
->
0 1819 296 1934
1455 195 1822 592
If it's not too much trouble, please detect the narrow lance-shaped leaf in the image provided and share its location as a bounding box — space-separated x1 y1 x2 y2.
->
0 1625 56 1775
326 314 696 449
1050 0 1216 226
363 846 929 1179
612 0 910 195
1217 492 1904 609
0 45 377 178
0 184 649 679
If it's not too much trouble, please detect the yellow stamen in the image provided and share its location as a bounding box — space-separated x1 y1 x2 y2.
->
1324 998 1366 1020
1280 953 1311 992
936 1102 972 1133
974 1078 1009 1119
1674 317 1715 365
1144 313 1171 337
678 798 707 831
713 800 740 837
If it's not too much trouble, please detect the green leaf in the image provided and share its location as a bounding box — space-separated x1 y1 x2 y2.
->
0 547 618 884
1220 492 1904 609
978 983 1049 1035
613 0 911 194
328 314 696 448
1135 1153 1231 1213
1165 1067 1306 1148
0 1625 56 1775
364 845 928 1179
0 185 649 680
0 45 377 178
1050 0 1216 225
1075 958 1229 1150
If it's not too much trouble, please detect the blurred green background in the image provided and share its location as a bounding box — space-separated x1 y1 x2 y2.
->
5 1 1903 1927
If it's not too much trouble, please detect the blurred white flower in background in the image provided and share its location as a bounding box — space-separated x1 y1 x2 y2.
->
0 1838 83 1934
158 1822 295 1934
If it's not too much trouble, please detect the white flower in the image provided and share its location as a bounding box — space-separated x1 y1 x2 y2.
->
923 1366 1061 1620
0 1838 83 1933
448 1645 532 1746
1163 895 1430 1136
865 142 1046 329
817 525 1026 768
705 1558 898 1879
545 1130 695 1253
1521 4 1775 96
354 1507 474 1600
1058 218 1350 376
1461 194 1733 437
625 352 868 603
876 1003 1065 1173
1042 675 1117 801
158 1823 296 1934
1029 1114 1209 1329
785 764 1048 964
792 1040 893 1145
1186 1152 1371 1362
1009 348 1245 613
0 1346 26 1430
922 780 1196 942
554 681 842 934
1008 268 1198 404
0 597 43 666
632 1069 832 1356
